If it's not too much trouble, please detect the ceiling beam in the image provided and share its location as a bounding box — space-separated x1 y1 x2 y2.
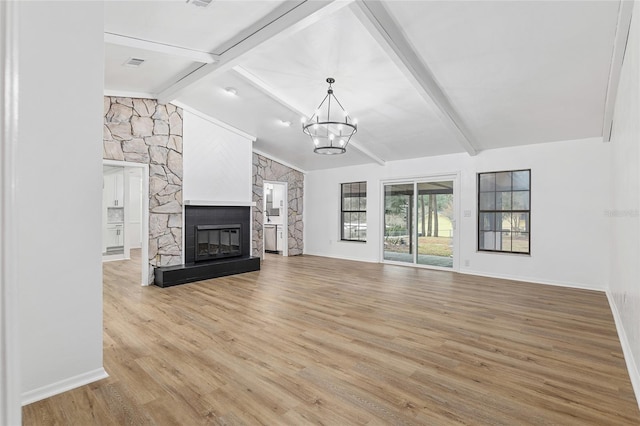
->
156 0 351 105
104 89 156 100
232 66 306 121
601 0 634 142
347 141 386 166
233 66 386 166
104 32 217 64
171 100 257 142
252 148 307 174
351 0 479 156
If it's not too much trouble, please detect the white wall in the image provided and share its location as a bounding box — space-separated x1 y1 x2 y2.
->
183 110 253 203
17 2 106 403
609 0 640 405
305 137 610 290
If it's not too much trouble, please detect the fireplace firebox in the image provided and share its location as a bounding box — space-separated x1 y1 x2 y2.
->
196 224 241 261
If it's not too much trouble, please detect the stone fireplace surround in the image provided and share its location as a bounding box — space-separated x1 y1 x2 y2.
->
103 96 183 284
104 97 305 284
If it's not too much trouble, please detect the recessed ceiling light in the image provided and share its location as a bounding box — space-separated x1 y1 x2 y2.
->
122 57 145 68
279 120 291 127
223 87 237 96
186 0 213 7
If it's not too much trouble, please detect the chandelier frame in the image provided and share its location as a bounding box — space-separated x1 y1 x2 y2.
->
302 78 357 155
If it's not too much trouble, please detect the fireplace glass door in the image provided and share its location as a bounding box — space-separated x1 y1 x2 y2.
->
195 225 241 261
221 229 231 254
198 229 220 257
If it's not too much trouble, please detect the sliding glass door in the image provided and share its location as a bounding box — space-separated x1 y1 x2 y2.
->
416 181 454 268
383 184 414 263
383 178 456 269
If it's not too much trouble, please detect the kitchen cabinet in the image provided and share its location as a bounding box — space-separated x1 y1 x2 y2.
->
277 225 284 252
104 171 124 207
106 224 124 249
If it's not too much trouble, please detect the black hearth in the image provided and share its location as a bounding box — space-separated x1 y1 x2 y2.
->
154 205 259 288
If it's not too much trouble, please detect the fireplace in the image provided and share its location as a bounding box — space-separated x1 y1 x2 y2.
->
195 224 242 261
154 204 259 288
184 205 251 263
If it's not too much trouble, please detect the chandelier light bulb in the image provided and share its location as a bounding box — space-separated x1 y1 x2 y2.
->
329 134 335 141
339 139 345 146
300 116 307 123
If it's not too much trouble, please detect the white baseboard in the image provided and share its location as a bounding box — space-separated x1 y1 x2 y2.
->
303 251 378 264
102 253 126 262
22 367 108 406
459 268 605 292
606 291 640 411
303 253 604 291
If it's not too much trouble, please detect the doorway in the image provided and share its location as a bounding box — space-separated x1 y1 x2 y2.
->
382 175 458 270
102 160 149 285
263 181 288 257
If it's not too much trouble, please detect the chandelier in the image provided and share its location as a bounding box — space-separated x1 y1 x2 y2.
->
302 78 357 155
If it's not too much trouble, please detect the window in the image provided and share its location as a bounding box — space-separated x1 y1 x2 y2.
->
478 170 530 254
341 182 367 242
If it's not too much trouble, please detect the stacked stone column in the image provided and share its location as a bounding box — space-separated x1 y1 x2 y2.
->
252 153 304 258
103 96 183 283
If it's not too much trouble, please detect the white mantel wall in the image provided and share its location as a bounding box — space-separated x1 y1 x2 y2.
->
305 137 610 291
17 2 106 403
182 110 253 204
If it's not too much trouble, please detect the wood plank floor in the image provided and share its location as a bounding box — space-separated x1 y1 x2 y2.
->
23 251 640 425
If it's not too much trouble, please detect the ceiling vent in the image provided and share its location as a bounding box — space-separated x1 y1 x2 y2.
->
122 57 145 68
186 0 213 7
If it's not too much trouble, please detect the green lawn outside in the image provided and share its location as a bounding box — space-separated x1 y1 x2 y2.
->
384 236 453 257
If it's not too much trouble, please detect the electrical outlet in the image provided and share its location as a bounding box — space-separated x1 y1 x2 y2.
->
464 259 470 267
464 210 472 218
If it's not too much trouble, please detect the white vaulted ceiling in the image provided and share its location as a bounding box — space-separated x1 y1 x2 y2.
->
103 0 630 171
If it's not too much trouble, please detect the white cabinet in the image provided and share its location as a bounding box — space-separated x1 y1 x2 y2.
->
104 171 124 207
276 225 284 252
106 225 124 248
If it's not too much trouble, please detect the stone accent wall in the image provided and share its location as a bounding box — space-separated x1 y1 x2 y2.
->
103 96 183 283
252 153 304 258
